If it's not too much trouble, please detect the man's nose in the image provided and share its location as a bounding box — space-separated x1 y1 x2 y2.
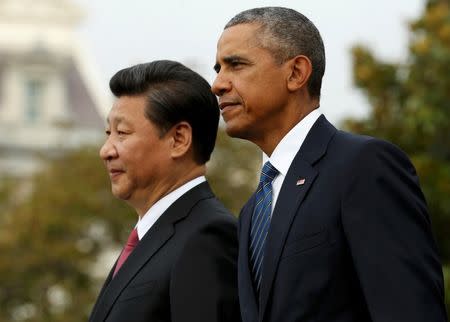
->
99 137 117 161
211 72 231 97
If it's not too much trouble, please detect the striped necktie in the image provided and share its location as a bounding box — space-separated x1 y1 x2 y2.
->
249 161 279 295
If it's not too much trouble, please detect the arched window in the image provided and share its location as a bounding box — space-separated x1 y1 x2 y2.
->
24 78 45 124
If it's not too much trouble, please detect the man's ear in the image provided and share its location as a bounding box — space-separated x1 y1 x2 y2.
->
286 55 313 92
168 121 193 159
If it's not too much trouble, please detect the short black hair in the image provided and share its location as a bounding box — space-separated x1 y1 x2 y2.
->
225 7 325 99
109 60 219 164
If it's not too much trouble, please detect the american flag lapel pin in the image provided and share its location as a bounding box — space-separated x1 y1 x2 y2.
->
296 178 306 186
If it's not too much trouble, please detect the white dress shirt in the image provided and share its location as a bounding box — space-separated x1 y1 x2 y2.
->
262 109 322 212
135 176 206 240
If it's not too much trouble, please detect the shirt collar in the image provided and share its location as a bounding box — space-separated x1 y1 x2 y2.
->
135 176 206 240
263 108 322 176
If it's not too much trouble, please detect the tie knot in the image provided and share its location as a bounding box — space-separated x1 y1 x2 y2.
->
126 228 139 248
259 161 279 185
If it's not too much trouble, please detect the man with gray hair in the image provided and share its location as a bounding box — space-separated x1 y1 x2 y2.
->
212 7 447 322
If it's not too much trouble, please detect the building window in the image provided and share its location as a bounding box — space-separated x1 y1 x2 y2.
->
25 79 45 123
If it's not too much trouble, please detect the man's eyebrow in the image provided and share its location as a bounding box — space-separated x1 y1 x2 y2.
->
223 55 245 63
106 116 127 125
214 55 248 73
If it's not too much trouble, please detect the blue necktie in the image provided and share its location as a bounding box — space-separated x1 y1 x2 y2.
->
249 161 279 295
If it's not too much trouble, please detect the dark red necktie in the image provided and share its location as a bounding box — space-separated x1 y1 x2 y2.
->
113 228 139 277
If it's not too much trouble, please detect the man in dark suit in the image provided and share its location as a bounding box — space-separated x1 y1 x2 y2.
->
212 7 447 322
89 60 240 322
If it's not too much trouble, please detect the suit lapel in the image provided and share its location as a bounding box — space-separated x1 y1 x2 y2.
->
258 159 317 317
90 182 214 322
89 265 115 321
259 115 337 320
238 194 259 321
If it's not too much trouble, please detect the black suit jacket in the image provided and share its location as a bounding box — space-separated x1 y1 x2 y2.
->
89 182 241 322
238 116 447 322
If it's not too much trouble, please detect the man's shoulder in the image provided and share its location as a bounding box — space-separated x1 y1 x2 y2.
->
332 128 375 145
322 129 415 181
330 128 406 156
173 192 238 259
189 193 237 227
174 181 236 229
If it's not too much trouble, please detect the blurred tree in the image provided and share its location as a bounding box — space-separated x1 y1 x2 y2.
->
346 0 450 310
0 127 260 321
0 147 135 322
208 128 260 215
0 176 14 213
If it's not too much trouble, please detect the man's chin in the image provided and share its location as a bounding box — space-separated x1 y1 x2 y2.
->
111 187 131 201
224 123 251 141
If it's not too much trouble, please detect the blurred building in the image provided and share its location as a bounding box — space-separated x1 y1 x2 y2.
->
0 0 108 176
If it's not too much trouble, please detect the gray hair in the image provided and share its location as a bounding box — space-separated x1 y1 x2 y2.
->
225 7 325 99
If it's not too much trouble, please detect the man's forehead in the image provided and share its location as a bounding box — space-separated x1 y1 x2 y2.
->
216 25 261 58
219 24 260 46
106 102 130 124
106 112 125 125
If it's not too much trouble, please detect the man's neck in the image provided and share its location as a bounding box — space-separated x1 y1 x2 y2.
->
257 100 319 156
131 164 206 217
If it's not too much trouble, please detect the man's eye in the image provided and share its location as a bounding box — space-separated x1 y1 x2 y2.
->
105 130 111 136
117 131 127 135
230 61 246 70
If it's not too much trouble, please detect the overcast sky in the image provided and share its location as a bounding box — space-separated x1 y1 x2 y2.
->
74 0 424 125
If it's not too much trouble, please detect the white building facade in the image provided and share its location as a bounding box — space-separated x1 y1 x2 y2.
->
0 0 108 176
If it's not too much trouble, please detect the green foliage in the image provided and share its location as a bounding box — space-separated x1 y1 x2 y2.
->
0 176 15 214
208 128 260 215
0 146 135 322
346 0 450 312
0 127 259 321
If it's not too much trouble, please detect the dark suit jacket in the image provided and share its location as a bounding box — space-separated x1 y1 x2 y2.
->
238 116 447 322
89 182 241 322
